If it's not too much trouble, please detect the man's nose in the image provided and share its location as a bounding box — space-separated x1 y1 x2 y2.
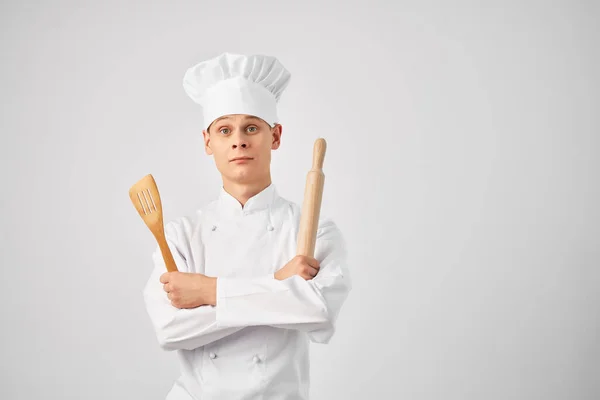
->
231 130 248 149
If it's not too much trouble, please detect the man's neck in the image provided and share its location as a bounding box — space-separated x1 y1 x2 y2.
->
222 177 272 208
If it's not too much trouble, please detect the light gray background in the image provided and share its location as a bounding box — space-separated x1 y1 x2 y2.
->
1 1 598 399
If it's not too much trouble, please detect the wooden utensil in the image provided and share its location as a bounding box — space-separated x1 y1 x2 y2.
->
297 138 327 258
129 174 178 272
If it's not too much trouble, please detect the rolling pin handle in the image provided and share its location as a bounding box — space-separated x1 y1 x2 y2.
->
312 138 327 170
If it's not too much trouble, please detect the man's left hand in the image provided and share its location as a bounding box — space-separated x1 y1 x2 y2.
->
159 272 217 309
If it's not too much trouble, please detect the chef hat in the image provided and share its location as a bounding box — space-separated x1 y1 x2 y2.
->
183 52 291 131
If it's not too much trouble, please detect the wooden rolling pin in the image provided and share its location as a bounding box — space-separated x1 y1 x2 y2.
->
296 138 327 258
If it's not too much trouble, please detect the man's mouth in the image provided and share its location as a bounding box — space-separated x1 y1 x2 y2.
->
230 156 254 162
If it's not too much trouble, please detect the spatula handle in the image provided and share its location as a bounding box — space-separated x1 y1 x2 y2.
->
156 232 179 272
297 138 327 258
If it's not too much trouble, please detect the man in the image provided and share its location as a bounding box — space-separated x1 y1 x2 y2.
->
142 52 352 400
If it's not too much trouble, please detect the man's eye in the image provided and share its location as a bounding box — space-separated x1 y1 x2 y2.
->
219 128 230 134
247 126 257 133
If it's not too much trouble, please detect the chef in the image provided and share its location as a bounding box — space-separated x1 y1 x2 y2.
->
142 52 353 400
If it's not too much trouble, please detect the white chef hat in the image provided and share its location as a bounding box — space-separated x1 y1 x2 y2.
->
183 52 291 131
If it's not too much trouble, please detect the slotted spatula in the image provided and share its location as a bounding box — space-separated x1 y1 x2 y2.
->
129 174 178 272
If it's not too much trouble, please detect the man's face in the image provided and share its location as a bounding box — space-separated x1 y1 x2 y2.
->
202 114 282 185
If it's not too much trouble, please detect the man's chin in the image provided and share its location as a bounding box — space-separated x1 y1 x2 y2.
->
226 171 255 184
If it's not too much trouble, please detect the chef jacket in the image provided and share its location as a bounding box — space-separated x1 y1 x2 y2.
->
142 183 352 399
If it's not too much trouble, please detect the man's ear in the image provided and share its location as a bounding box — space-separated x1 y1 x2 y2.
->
271 124 282 150
202 129 213 155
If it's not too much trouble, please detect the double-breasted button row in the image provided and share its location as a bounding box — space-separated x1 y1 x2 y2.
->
207 352 263 363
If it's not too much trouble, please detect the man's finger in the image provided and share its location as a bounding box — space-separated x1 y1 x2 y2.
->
302 267 319 280
305 257 320 269
160 273 170 284
306 265 319 277
163 283 170 293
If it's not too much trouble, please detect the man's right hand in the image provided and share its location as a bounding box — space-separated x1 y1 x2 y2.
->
274 255 320 281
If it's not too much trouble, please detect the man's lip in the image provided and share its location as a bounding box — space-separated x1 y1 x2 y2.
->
230 157 253 162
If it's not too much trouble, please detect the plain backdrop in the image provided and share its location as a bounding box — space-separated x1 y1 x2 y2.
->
1 1 598 399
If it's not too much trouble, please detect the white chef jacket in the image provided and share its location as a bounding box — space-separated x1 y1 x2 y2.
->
142 183 352 400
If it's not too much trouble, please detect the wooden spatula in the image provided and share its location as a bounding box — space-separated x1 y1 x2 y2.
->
297 138 327 258
129 174 178 272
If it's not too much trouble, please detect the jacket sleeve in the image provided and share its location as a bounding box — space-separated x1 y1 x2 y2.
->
215 218 353 344
142 218 245 352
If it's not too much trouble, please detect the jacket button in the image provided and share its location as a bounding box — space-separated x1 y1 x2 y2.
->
253 355 261 363
267 225 274 231
211 225 217 231
209 352 217 359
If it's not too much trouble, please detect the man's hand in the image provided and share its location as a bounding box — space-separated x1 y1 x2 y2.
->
275 255 320 281
159 271 217 309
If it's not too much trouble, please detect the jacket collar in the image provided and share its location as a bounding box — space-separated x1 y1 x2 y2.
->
218 183 278 217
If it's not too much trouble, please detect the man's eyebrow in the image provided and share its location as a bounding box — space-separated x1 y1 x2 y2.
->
212 115 262 125
212 116 231 124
